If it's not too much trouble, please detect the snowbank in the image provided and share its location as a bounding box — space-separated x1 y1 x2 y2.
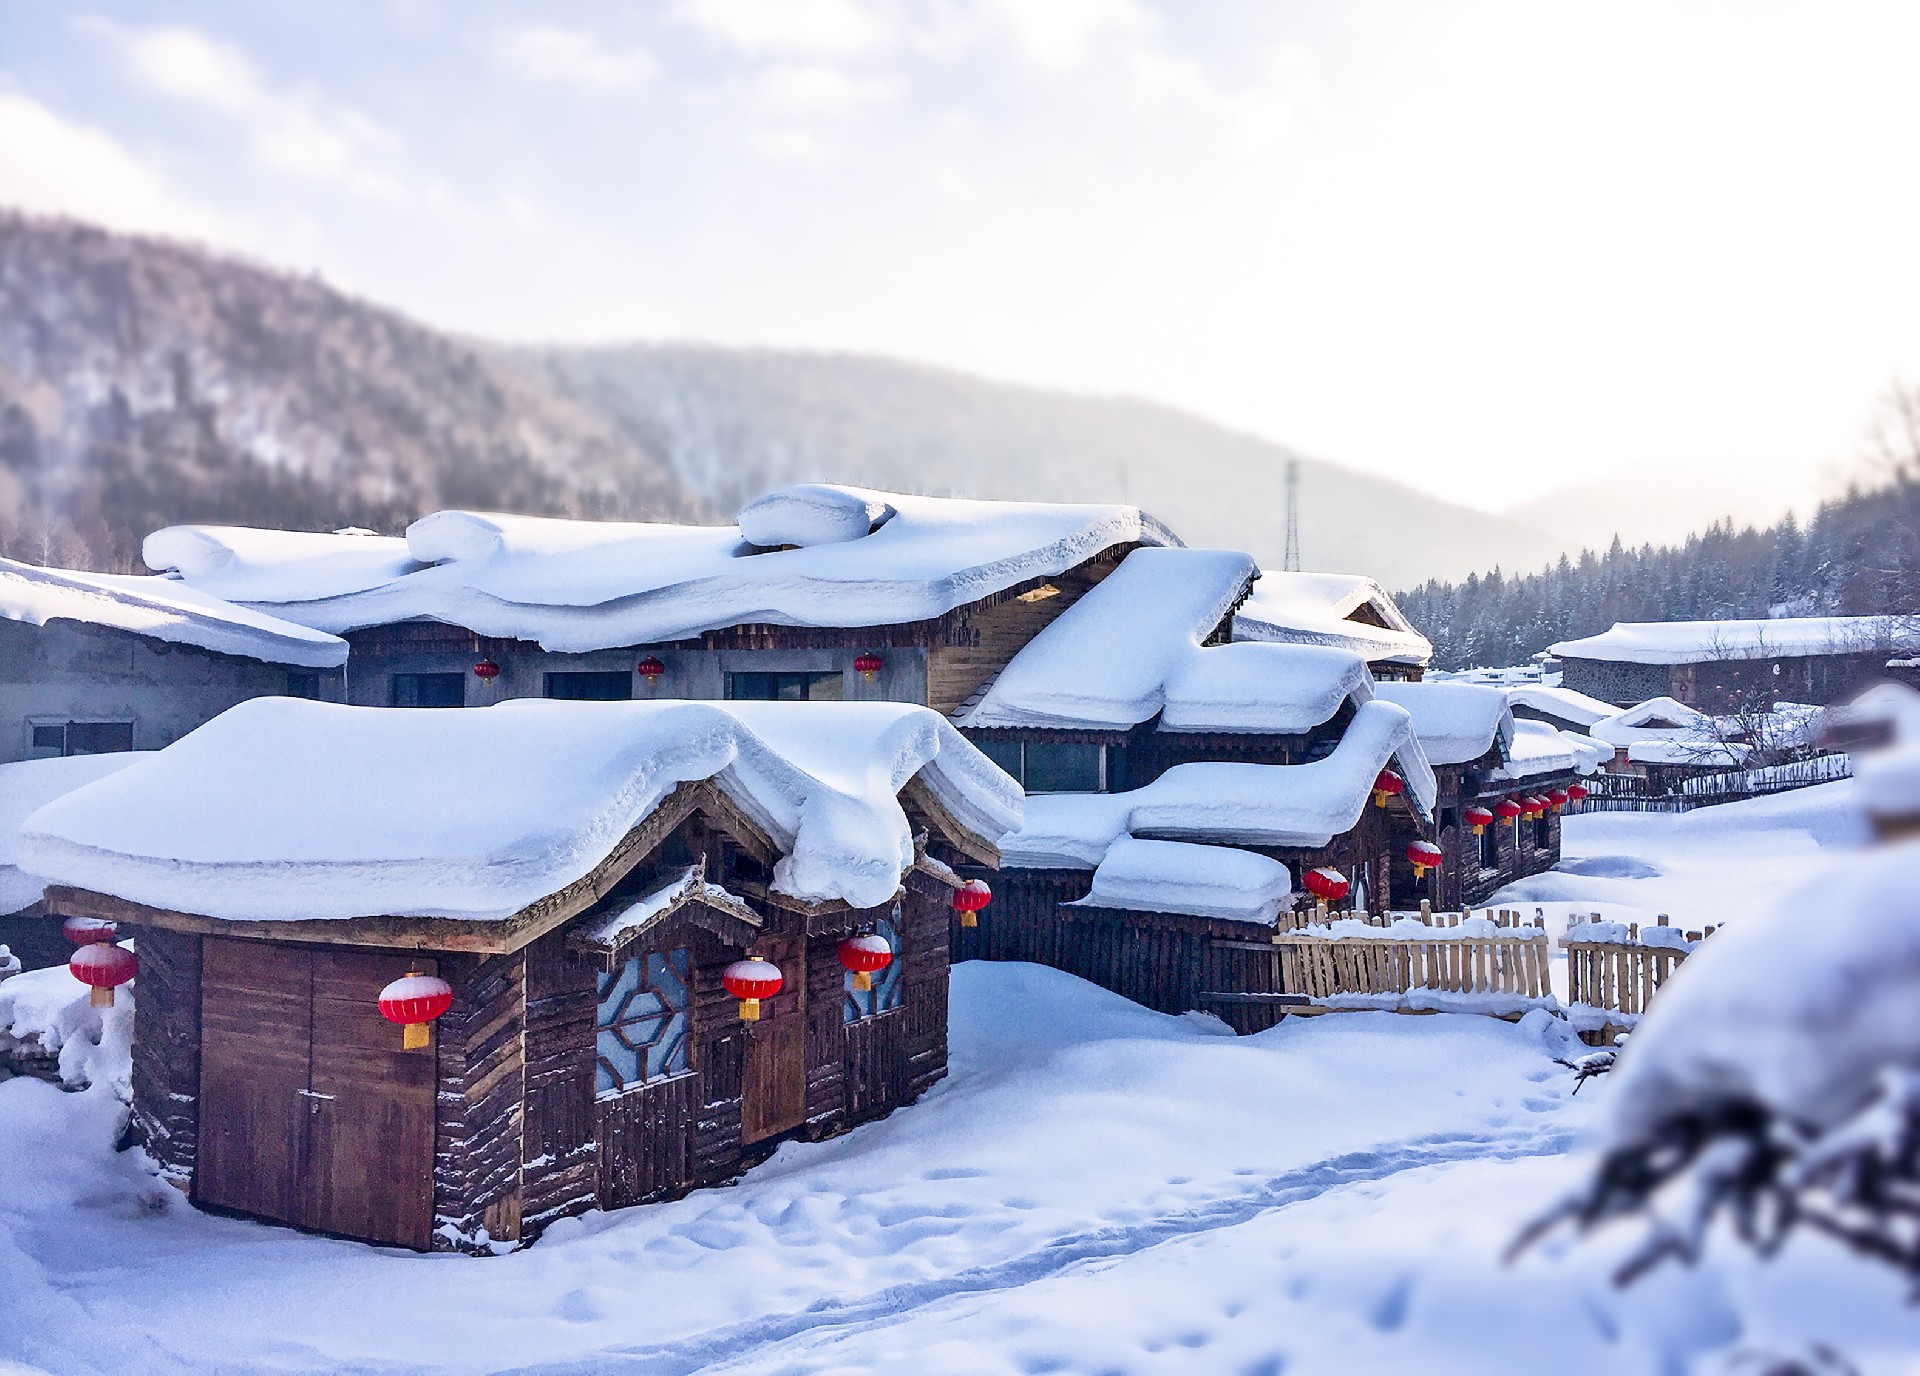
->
1856 739 1920 822
1553 615 1920 665
1074 838 1292 923
0 556 348 668
0 755 151 914
20 698 1021 921
0 962 131 1092
149 486 1182 650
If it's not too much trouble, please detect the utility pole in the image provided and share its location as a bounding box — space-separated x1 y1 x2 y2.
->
1283 458 1302 572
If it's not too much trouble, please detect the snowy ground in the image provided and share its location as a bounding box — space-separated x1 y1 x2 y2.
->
3 782 1916 1375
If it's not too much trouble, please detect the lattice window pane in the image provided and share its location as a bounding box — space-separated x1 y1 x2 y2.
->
596 947 692 1097
843 908 906 1023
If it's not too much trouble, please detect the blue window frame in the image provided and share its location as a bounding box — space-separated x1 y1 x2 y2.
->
842 910 905 1023
595 948 692 1096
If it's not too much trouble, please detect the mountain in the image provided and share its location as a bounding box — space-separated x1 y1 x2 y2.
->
1502 461 1831 559
0 214 702 571
521 344 1566 588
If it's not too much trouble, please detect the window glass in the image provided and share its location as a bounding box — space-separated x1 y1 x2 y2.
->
725 671 843 701
1021 740 1102 793
595 948 693 1096
545 671 633 701
29 723 65 757
64 722 135 755
286 672 323 700
976 738 1022 780
1479 824 1499 869
843 909 905 1023
391 672 465 708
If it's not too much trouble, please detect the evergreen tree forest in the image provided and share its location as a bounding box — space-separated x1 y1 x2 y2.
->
1397 471 1920 672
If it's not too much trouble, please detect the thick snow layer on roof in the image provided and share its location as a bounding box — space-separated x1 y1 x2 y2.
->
142 526 418 603
1589 697 1715 746
998 700 1434 868
0 755 151 914
1232 571 1433 667
1490 720 1610 780
1553 615 1920 666
1073 838 1293 923
1602 835 1920 1144
19 698 1021 922
148 486 1180 651
1372 682 1513 766
0 558 348 669
1505 684 1617 728
961 548 1371 734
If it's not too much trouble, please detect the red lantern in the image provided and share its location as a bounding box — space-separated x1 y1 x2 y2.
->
637 656 666 685
853 652 884 682
69 941 137 1009
1303 867 1350 904
62 915 118 945
1547 788 1570 811
1371 770 1405 809
1494 798 1523 823
723 958 784 1021
378 972 454 1050
952 878 991 928
837 933 893 991
473 658 500 681
1525 794 1549 819
1463 805 1495 836
1566 783 1589 803
1406 840 1444 880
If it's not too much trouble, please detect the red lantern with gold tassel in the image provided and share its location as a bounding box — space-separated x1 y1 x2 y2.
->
636 656 666 687
723 958 784 1021
1463 805 1495 836
853 652 884 682
378 972 453 1050
1371 770 1405 808
69 941 137 1009
1303 867 1350 904
62 916 118 945
952 878 991 928
837 933 893 991
1406 840 1443 880
1547 788 1570 811
1566 783 1589 803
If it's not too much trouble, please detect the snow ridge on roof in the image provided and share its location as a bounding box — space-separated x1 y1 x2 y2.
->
1589 697 1714 746
1490 720 1611 780
146 485 1183 651
142 526 418 604
1505 684 1618 729
20 698 1023 923
0 557 348 668
1233 571 1433 668
1372 682 1514 766
1553 616 1920 666
1074 838 1293 924
0 755 153 915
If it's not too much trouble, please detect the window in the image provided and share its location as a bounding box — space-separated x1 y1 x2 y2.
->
1479 822 1499 870
1532 815 1551 850
595 948 692 1096
286 672 323 700
390 672 465 708
27 720 135 759
843 911 905 1023
545 671 632 701
974 738 1110 793
725 671 843 702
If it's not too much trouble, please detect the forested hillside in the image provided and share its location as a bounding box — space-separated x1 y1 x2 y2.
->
1398 469 1920 670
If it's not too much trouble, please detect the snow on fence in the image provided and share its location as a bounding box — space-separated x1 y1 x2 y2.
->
1560 913 1709 1046
1272 902 1557 1019
1571 753 1851 813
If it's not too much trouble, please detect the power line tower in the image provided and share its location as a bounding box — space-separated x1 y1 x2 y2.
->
1283 459 1302 572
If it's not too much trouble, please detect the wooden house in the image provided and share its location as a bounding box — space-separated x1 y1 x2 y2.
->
1231 570 1432 681
22 697 1019 1252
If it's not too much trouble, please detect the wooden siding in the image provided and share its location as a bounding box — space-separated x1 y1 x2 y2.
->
927 550 1131 716
432 953 527 1251
521 930 598 1238
129 926 201 1183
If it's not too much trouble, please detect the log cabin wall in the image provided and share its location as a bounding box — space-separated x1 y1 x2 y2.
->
128 925 202 1183
520 929 599 1238
1420 769 1569 913
432 951 529 1251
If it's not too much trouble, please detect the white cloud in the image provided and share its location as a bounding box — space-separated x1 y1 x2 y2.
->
973 0 1156 69
751 63 894 117
492 26 656 91
82 20 405 200
0 94 230 242
669 0 888 59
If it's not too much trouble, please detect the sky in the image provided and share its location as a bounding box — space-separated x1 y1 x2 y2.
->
2 0 1918 519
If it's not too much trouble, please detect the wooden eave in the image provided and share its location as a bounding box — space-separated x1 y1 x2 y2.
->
568 863 764 970
900 773 1001 868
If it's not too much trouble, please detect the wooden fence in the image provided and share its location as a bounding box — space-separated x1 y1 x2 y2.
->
1570 753 1850 813
1561 913 1710 1044
1271 902 1555 1016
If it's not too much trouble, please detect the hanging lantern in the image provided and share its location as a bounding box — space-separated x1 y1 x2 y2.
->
1494 798 1523 824
69 941 137 1009
473 658 501 681
1524 794 1549 819
1406 840 1444 880
1463 805 1495 836
723 958 784 1021
636 656 666 686
1547 788 1570 811
837 933 893 991
62 915 118 945
853 652 884 682
377 972 454 1050
1371 770 1405 808
1566 783 1589 803
1303 867 1350 903
952 878 992 928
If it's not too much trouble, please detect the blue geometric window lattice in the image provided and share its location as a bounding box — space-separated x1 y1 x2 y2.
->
842 910 905 1023
596 947 692 1097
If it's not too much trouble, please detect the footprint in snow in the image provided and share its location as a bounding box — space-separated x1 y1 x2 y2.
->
553 1289 603 1324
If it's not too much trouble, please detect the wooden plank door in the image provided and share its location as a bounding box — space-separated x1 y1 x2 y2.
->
196 939 313 1226
741 935 807 1144
306 951 440 1250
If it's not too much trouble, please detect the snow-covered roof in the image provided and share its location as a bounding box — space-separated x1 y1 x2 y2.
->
960 547 1372 734
1822 681 1920 742
1073 838 1293 924
144 484 1182 651
19 698 1022 923
999 699 1435 868
0 557 348 669
1552 616 1920 666
1489 720 1611 781
0 755 152 914
1505 684 1618 729
1231 571 1433 668
1625 739 1750 767
1372 682 1513 766
1589 697 1715 747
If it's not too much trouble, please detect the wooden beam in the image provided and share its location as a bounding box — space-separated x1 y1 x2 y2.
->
900 775 1001 867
